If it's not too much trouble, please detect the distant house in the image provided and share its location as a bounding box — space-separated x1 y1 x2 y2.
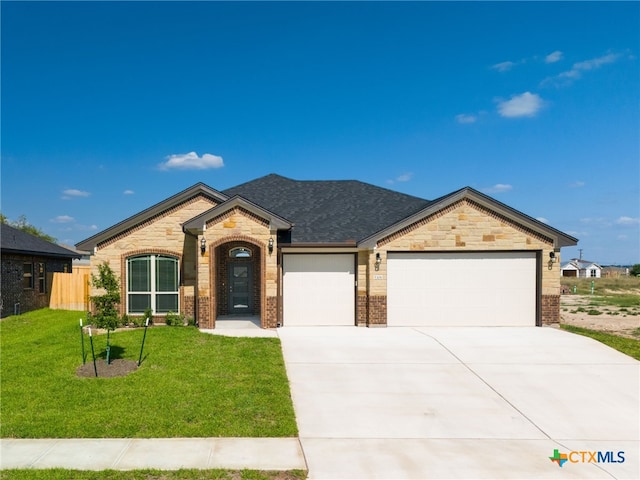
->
561 258 602 278
1 223 79 317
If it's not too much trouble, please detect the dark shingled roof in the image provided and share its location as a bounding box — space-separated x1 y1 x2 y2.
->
223 174 431 243
1 223 80 259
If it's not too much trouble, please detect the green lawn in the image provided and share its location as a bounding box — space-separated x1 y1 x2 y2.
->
560 324 640 360
1 309 298 438
1 469 307 480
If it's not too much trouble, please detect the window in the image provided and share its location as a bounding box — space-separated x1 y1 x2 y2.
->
590 269 597 277
23 263 33 289
127 255 179 314
38 263 46 294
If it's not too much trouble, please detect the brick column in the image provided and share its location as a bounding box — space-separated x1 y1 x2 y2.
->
541 294 560 325
367 295 387 327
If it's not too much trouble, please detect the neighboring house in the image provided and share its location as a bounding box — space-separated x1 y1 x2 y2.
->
561 259 602 278
1 223 80 317
76 174 577 328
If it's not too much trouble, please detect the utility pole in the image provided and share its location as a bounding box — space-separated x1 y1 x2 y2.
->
579 249 583 260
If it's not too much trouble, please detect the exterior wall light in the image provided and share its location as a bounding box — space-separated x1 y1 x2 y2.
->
200 237 207 255
375 252 382 271
268 237 274 254
548 251 556 270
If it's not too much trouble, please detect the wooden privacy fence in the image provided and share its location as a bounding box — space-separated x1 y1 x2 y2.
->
50 265 91 311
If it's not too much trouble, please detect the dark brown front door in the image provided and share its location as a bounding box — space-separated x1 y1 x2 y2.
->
228 262 252 314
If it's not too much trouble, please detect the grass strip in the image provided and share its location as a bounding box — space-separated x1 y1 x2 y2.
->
1 309 297 438
0 469 307 480
560 324 640 360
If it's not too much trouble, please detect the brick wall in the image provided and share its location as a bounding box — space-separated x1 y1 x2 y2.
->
1 253 72 317
541 294 560 325
367 295 387 326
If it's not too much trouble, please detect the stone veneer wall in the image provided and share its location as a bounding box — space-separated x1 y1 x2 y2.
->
89 196 217 318
365 199 562 325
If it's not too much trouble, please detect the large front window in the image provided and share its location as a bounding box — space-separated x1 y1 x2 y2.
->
127 255 179 314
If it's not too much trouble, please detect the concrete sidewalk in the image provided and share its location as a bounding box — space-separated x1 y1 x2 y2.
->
1 437 306 471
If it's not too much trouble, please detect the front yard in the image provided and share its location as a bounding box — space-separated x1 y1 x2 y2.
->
0 309 298 439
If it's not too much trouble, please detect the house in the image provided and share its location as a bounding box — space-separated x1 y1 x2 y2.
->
1 223 80 317
561 258 602 278
76 174 577 328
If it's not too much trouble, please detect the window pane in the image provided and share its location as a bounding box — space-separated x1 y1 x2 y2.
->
23 263 33 289
128 257 150 291
156 294 178 313
129 294 151 313
156 256 178 292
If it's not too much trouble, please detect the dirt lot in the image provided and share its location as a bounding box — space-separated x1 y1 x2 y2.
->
560 292 640 339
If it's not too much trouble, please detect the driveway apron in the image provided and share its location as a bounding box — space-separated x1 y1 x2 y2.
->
277 326 639 480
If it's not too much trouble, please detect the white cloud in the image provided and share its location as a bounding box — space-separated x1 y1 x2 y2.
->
491 61 516 72
387 173 413 184
159 152 224 171
51 215 74 223
569 180 586 188
536 217 549 224
482 184 513 194
496 92 544 118
545 51 563 63
541 52 623 87
123 190 135 195
455 113 477 124
62 189 90 199
396 173 413 182
616 216 640 226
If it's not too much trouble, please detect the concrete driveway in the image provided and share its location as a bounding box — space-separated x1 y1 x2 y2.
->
277 326 639 480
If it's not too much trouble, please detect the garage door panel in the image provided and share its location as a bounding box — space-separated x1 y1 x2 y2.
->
283 254 355 326
388 252 537 326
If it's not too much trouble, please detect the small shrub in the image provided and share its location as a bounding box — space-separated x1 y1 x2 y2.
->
165 311 185 326
120 313 130 326
587 309 602 316
129 316 145 327
143 308 154 325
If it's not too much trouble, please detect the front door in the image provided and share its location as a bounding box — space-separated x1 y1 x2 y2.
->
228 263 252 314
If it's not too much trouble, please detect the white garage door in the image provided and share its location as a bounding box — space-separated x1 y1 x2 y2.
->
283 254 355 326
387 252 537 326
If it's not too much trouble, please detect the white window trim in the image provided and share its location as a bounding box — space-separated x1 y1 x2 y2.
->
127 254 180 315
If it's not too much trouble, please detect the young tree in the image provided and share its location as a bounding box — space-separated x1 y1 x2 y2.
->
630 264 640 277
91 262 121 331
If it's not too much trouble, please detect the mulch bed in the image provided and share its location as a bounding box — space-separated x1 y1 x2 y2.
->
76 358 138 378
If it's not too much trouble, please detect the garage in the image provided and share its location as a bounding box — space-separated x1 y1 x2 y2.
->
387 251 537 326
282 254 356 326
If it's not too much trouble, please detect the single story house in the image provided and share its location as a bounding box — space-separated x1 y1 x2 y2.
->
1 223 80 317
76 174 577 328
561 258 602 278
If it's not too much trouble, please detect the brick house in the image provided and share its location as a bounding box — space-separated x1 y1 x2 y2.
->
76 174 577 328
1 223 79 317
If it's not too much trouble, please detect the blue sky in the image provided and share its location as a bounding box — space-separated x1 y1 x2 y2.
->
2 1 638 265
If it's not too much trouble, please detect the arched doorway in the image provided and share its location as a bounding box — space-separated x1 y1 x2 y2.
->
215 241 261 318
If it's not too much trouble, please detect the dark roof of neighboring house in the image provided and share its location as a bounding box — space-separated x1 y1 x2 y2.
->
222 174 432 243
1 223 80 259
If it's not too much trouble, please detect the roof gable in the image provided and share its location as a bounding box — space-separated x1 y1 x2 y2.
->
359 187 578 249
183 195 292 233
76 183 227 251
1 223 79 259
